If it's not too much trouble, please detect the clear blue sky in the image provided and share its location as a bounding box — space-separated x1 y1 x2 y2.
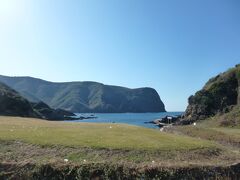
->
0 0 239 111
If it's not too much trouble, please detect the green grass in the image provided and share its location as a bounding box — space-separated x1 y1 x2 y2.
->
0 116 214 151
1 116 240 173
190 106 240 129
170 120 240 148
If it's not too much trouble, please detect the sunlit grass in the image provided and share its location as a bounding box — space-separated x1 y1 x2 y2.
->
0 116 214 151
172 124 240 147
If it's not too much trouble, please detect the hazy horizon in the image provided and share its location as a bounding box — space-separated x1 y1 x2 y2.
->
0 0 240 111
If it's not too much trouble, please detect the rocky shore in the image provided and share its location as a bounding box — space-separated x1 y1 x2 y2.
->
145 115 182 128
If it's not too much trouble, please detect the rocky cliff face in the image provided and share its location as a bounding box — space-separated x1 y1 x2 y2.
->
184 64 240 121
0 76 166 113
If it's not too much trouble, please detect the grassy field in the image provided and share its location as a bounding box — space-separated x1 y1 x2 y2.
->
0 116 214 151
1 116 240 179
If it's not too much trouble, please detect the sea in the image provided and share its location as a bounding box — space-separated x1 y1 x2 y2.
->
67 112 183 129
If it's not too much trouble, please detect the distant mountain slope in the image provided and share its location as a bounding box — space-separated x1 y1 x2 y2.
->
0 75 166 113
183 64 240 126
0 82 76 120
0 82 38 117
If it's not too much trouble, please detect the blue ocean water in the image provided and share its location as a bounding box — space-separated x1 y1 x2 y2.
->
68 112 183 129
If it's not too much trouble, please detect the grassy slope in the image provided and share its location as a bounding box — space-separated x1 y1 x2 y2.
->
0 116 212 151
168 118 240 148
205 106 240 128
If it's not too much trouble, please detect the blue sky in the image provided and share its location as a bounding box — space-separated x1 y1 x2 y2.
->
0 0 239 111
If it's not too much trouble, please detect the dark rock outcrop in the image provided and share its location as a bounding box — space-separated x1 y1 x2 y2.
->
0 75 166 113
184 64 240 122
31 102 76 120
146 115 182 127
55 109 75 117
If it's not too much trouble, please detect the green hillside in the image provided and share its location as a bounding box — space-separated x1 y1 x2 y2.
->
183 64 240 126
0 82 75 120
0 75 166 113
0 82 38 117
